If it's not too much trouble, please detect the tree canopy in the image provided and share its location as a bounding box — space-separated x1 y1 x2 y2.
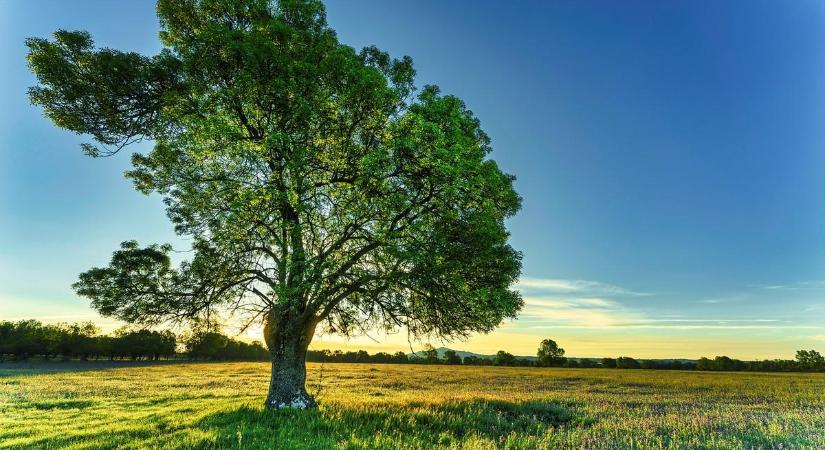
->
537 338 566 366
29 0 521 338
27 0 522 408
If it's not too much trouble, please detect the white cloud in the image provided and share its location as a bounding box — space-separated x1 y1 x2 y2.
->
635 318 779 323
696 295 746 304
803 304 825 312
759 281 825 290
512 277 808 331
516 277 650 297
519 295 641 328
523 297 618 309
514 278 651 328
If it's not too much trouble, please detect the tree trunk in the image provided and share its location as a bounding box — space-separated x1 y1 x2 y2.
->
263 314 318 410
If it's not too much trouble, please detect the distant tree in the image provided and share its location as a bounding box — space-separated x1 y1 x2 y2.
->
749 358 796 372
536 338 566 367
372 352 391 363
55 322 100 360
307 349 330 362
423 344 440 364
601 357 617 368
565 359 580 368
671 360 684 370
0 322 12 360
391 351 409 364
714 356 734 371
443 349 462 365
29 0 522 410
4 320 48 360
155 330 178 360
696 357 713 371
579 358 597 368
116 329 177 360
713 356 745 371
184 330 265 361
695 356 743 371
185 331 229 360
355 350 370 363
494 350 516 366
796 350 825 371
616 357 640 369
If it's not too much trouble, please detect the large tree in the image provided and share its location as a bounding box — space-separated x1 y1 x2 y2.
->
27 0 522 409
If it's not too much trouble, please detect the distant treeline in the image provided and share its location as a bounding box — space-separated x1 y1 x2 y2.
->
0 320 267 362
305 348 700 369
307 348 825 372
2 320 823 372
696 353 825 372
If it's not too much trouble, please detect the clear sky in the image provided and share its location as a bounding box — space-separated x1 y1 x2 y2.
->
2 0 825 359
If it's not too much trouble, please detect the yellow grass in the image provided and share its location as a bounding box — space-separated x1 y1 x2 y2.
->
1 362 824 449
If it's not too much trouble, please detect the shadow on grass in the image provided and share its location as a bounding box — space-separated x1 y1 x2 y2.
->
27 399 96 410
192 399 592 449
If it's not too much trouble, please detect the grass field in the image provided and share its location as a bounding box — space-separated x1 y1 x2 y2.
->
1 362 824 449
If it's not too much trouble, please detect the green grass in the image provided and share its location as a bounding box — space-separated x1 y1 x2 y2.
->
1 362 824 449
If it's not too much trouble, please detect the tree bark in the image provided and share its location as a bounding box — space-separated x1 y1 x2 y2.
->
263 313 318 409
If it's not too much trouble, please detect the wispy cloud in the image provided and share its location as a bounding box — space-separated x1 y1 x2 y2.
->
758 281 825 291
520 296 639 327
635 318 779 323
520 304 794 329
524 297 618 309
695 295 747 304
803 303 825 313
513 277 804 331
610 318 802 330
516 277 650 297
513 277 648 327
526 324 818 330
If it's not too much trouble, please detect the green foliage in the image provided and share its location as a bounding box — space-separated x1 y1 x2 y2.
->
795 350 825 371
113 329 177 361
616 356 640 369
536 338 566 367
601 357 617 368
0 320 175 361
185 331 269 361
307 349 408 364
493 350 517 366
460 355 492 366
693 355 822 372
72 241 191 325
27 0 522 350
579 358 597 368
422 344 439 364
442 349 462 365
25 30 177 156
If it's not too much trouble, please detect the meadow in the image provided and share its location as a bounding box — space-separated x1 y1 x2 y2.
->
1 362 824 449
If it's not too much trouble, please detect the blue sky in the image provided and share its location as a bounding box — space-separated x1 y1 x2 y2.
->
2 1 825 358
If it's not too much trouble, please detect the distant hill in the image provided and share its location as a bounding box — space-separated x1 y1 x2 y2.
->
409 346 696 363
